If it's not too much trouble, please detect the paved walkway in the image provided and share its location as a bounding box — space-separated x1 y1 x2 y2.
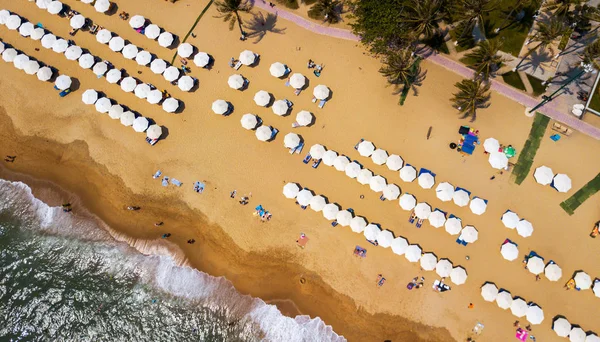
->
254 2 600 140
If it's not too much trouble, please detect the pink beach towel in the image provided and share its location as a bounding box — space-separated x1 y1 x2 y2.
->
516 329 528 341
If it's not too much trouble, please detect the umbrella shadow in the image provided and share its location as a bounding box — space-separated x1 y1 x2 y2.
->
244 12 286 44
105 3 119 16
174 100 186 114
69 77 81 92
159 126 169 141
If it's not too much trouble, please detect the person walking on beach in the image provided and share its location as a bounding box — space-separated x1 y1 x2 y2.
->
468 303 474 309
4 155 16 162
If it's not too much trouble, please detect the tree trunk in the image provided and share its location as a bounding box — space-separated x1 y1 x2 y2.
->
235 11 244 36
514 41 543 70
496 0 523 32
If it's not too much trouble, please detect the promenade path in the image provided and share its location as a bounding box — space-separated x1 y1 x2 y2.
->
254 1 600 140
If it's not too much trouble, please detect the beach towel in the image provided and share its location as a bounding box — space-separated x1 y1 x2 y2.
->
297 234 308 248
153 170 162 179
516 328 528 341
162 177 169 187
354 245 367 258
171 179 182 187
193 181 205 193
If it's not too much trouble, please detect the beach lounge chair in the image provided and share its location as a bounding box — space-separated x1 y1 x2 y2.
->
162 177 169 187
418 168 436 178
311 96 317 103
416 218 424 228
408 211 416 224
234 61 242 70
36 22 44 28
313 70 321 77
285 66 291 75
89 24 99 34
318 99 326 108
59 89 71 97
284 79 290 87
153 170 162 179
284 99 293 108
69 28 78 36
331 220 339 227
354 138 364 150
146 137 158 145
295 142 304 154
550 134 561 141
312 159 321 168
379 195 386 201
270 128 279 140
303 153 312 164
455 187 471 196
377 277 386 287
292 122 301 128
171 179 182 187
367 239 378 246
294 89 301 96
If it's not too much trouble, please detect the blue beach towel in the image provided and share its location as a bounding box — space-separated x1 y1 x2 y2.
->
171 179 182 187
153 170 162 179
162 177 169 187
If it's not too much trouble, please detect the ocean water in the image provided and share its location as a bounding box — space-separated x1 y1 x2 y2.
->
0 179 345 342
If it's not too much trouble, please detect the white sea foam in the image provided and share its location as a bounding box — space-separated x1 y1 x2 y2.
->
0 179 346 342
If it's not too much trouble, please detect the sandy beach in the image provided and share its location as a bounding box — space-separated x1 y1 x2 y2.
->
1 0 600 341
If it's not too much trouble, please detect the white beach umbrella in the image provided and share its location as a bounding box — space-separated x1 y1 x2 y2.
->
129 15 145 29
109 37 125 52
120 77 137 92
162 98 179 113
194 52 210 67
70 14 85 29
496 291 513 310
255 126 272 142
481 283 498 302
386 154 403 171
132 117 149 133
322 203 340 220
363 224 380 241
334 156 350 172
336 210 353 227
400 165 417 182
47 1 63 15
445 217 462 235
501 242 519 261
290 73 305 89
309 195 326 212
470 197 487 215
2 48 17 63
65 45 82 61
383 184 401 200
78 54 95 69
54 75 71 90
544 263 562 281
399 194 416 211
586 334 600 342
108 104 124 119
134 83 151 99
391 237 409 255
418 172 435 189
147 90 163 104
122 44 138 59
369 175 387 192
136 51 152 66
460 226 478 243
120 111 135 126
37 66 52 81
552 174 572 193
350 217 367 233
150 59 167 74
345 162 361 179
0 9 9 25
534 166 554 185
502 211 519 229
594 280 600 297
357 169 373 185
414 202 431 219
94 97 111 113
270 62 286 77
435 182 454 202
19 22 34 37
489 152 508 169
272 100 289 116
106 69 122 84
36 0 51 9
163 66 180 82
553 318 571 337
6 15 21 30
313 85 330 100
296 189 314 207
435 259 452 277
177 43 194 58
483 137 500 153
571 328 587 342
13 55 29 70
96 29 112 44
30 28 45 40
158 32 174 47
511 298 528 317
254 90 271 106
527 256 545 275
228 74 245 89
240 114 258 130
52 39 68 53
516 219 533 238
574 271 592 290
404 245 422 263
283 133 301 149
450 267 467 285
94 0 111 13
144 24 160 39
41 34 56 49
357 141 375 157
239 50 256 65
178 76 194 92
283 183 300 199
296 111 313 126
146 125 162 140
453 189 470 207
428 210 446 228
322 150 338 166
371 149 388 165
526 305 544 325
81 89 98 105
420 253 437 271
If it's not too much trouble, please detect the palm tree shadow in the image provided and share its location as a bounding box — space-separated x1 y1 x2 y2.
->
244 12 286 44
520 48 552 74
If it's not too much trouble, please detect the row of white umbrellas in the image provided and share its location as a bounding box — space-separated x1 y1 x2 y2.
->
480 283 544 324
553 317 599 341
483 138 509 170
282 182 468 284
534 166 572 192
74 0 112 13
500 210 533 237
523 255 563 280
80 89 163 139
33 0 111 13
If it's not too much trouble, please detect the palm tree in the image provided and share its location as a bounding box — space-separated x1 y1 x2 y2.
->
514 16 566 71
308 0 342 24
583 38 600 70
453 0 499 38
450 79 491 121
543 0 582 18
495 0 541 33
379 49 424 98
401 0 444 39
465 39 508 80
214 0 253 36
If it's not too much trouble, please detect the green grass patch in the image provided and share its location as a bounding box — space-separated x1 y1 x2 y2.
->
482 0 539 56
589 83 600 112
560 173 600 215
502 71 526 91
527 75 546 97
558 28 573 51
170 0 214 64
511 113 550 184
277 0 299 9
